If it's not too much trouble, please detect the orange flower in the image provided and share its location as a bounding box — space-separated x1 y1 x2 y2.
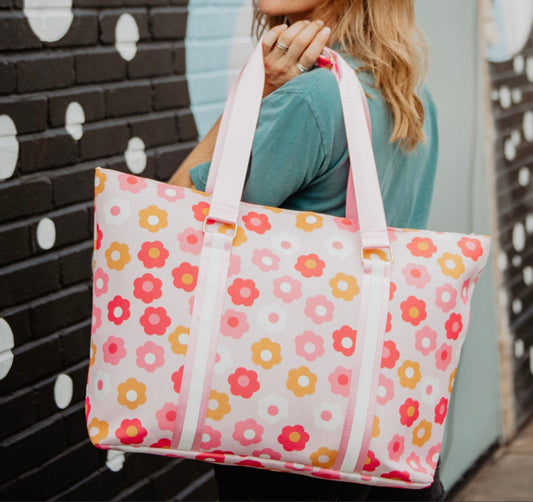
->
218 223 247 246
438 252 465 279
398 360 421 389
295 212 324 232
310 447 337 469
286 366 317 397
168 326 189 355
117 378 147 410
412 420 432 447
105 241 131 271
329 273 359 301
206 390 231 421
88 417 109 444
89 341 96 367
372 415 380 438
139 205 168 233
251 338 282 369
95 168 106 195
362 248 389 261
448 367 457 393
263 205 283 214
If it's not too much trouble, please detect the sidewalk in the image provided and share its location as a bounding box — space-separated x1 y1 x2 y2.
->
452 417 533 501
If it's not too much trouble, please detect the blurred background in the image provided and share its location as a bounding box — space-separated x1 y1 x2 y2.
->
0 0 532 499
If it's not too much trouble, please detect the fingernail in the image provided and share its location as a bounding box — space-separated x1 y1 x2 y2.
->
280 24 288 29
316 19 324 26
322 26 331 36
304 20 311 25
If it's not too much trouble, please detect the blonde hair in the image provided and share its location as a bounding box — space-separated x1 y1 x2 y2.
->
253 0 428 151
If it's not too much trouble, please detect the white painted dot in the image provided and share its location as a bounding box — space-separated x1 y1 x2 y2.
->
106 450 125 472
315 305 327 316
518 167 530 186
513 223 526 252
261 349 272 362
377 385 386 398
512 255 522 267
527 214 533 233
298 375 310 387
178 333 188 345
405 367 414 378
144 353 156 365
0 318 14 380
499 86 512 109
202 432 210 442
512 88 523 104
514 55 525 73
280 282 291 293
523 111 533 141
523 266 533 286
498 251 508 271
0 115 19 181
54 373 73 409
515 339 525 358
23 0 73 42
126 389 137 401
36 217 56 250
527 57 533 82
124 137 146 174
115 13 139 61
512 298 522 314
65 102 85 141
243 428 255 440
504 137 516 161
147 215 159 226
341 337 352 349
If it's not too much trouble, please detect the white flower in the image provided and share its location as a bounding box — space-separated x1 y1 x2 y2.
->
271 232 300 256
94 370 111 401
325 234 355 259
419 376 440 405
103 197 132 226
258 393 288 424
214 345 233 375
256 304 287 334
313 401 344 431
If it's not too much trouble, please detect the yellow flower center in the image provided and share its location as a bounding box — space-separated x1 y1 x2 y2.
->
181 273 193 285
126 426 138 437
409 307 420 318
289 432 301 443
418 242 429 250
305 259 317 269
407 406 415 417
148 247 160 258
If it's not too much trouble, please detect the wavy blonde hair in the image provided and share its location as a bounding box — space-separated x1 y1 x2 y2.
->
253 0 428 151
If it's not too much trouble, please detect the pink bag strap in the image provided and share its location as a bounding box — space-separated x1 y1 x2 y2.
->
206 40 389 251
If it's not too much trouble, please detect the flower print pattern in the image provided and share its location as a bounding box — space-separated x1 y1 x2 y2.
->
139 205 168 233
228 278 260 307
139 306 171 335
258 393 288 424
434 397 448 425
401 263 431 289
172 262 198 292
419 376 440 405
206 390 231 421
414 326 437 355
328 367 351 397
304 295 334 324
426 444 441 470
412 420 432 447
256 304 287 333
214 345 233 375
94 370 111 401
118 173 147 193
295 212 323 232
133 273 163 303
192 201 210 221
200 425 222 450
382 471 411 482
91 306 102 335
93 267 109 297
171 366 184 392
168 326 189 355
388 434 405 462
136 341 165 372
272 275 302 303
435 343 453 371
286 366 317 397
156 402 177 431
95 223 103 250
399 398 420 427
115 418 147 445
400 296 427 326
278 425 309 452
376 375 395 405
438 252 465 279
88 417 109 444
295 331 325 362
220 310 249 339
117 378 146 409
138 241 169 268
253 448 282 460
177 228 203 255
381 340 400 369
329 272 359 301
228 367 260 398
233 418 264 446
363 450 380 472
218 223 248 247
325 234 355 258
398 360 422 389
95 169 106 195
407 237 437 258
332 325 357 356
310 447 337 469
458 237 483 261
251 248 280 272
105 241 131 271
251 338 282 369
312 401 343 431
445 313 463 340
295 253 325 278
242 211 271 234
157 183 184 202
272 233 300 255
102 335 126 365
406 453 427 474
435 283 457 313
107 295 130 325
104 197 132 226
333 217 358 232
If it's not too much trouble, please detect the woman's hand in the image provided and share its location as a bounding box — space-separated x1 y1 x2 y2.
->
261 20 331 98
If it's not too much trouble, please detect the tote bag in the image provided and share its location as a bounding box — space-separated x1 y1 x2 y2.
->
86 42 490 488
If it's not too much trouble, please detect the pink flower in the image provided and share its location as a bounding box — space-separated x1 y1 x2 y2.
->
136 341 165 372
406 453 427 474
381 340 400 369
376 374 395 405
140 306 171 335
382 471 410 483
333 217 359 233
220 309 249 339
118 173 147 193
157 183 184 202
294 331 324 361
332 325 357 356
435 284 457 313
387 434 405 462
151 438 171 449
91 306 102 334
107 295 130 325
229 254 241 276
305 295 334 324
253 448 282 460
272 275 302 303
228 278 260 307
328 367 351 397
461 279 470 304
201 425 222 450
401 263 431 289
232 418 264 446
93 268 109 297
177 227 203 255
445 313 463 340
102 336 126 365
426 444 441 469
435 343 453 371
156 402 177 431
133 273 163 303
228 367 260 398
415 326 437 355
434 397 448 425
458 236 483 261
171 366 184 393
251 248 280 272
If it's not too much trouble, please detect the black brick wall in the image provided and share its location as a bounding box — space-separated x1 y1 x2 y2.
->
0 1 220 499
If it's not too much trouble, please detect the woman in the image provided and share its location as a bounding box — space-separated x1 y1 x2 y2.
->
171 1 441 499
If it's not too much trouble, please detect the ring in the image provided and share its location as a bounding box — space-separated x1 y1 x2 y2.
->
296 62 311 73
276 41 290 53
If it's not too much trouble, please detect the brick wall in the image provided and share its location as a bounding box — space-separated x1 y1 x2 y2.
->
0 0 249 498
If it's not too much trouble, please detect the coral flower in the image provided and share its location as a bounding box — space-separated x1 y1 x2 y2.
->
399 398 420 427
382 471 411 482
105 241 131 271
139 306 171 335
329 272 359 301
400 296 427 326
172 262 199 292
107 295 131 325
434 397 448 425
171 366 184 392
242 211 271 234
310 447 337 469
333 217 359 232
228 367 260 398
200 425 222 450
412 420 432 447
381 340 400 369
435 343 453 371
192 201 210 222
438 252 465 279
206 390 231 421
332 325 357 356
407 237 437 258
115 418 148 445
295 253 325 278
445 313 463 340
227 278 260 307
458 236 483 261
286 366 317 397
278 425 310 452
118 173 147 193
232 418 264 446
133 273 163 303
251 338 282 370
139 205 168 233
295 212 324 232
138 240 169 269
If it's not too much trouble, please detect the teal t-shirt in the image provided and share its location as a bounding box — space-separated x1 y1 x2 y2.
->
190 56 438 229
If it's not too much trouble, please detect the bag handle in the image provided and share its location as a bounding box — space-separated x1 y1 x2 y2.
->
206 40 390 251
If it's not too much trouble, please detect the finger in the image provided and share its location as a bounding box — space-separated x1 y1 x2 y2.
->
285 20 325 61
262 24 288 57
275 20 311 54
298 26 331 70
